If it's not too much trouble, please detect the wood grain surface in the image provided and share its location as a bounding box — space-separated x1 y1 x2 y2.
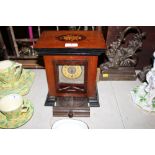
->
34 30 106 49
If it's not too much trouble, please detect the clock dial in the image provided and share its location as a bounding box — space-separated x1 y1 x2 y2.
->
58 65 84 84
54 60 88 93
62 65 82 79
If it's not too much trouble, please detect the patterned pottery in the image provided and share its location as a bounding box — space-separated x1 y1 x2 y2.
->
131 52 155 112
52 119 89 129
131 86 155 112
0 60 22 84
0 69 35 98
0 60 12 70
0 94 29 120
0 98 34 129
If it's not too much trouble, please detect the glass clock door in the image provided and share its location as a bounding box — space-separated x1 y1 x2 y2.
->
54 60 88 94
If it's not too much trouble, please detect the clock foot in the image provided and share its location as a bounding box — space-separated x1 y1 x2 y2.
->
45 94 56 106
89 96 100 107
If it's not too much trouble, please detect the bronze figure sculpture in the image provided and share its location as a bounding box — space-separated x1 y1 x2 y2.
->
100 26 146 80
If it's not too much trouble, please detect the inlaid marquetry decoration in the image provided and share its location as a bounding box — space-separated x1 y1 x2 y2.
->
56 34 86 42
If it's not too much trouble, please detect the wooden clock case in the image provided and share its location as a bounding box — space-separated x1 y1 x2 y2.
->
34 31 106 117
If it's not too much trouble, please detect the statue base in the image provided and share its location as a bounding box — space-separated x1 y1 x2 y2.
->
100 67 137 81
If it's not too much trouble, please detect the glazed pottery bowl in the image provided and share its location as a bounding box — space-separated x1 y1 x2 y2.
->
0 94 29 120
0 60 22 84
52 119 89 129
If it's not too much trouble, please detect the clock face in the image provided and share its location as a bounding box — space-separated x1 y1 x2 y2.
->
54 60 88 93
58 65 84 84
62 65 82 79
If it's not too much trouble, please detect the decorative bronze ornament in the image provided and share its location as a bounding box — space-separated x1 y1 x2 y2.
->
100 26 146 80
56 34 86 42
100 26 146 70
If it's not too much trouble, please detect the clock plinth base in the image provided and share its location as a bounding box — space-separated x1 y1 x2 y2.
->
45 93 100 108
89 96 99 107
45 94 100 117
45 94 56 106
53 96 90 117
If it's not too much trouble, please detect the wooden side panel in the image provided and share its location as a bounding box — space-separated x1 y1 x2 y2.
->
87 56 98 97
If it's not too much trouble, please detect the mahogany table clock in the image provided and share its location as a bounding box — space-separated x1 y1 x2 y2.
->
34 31 106 117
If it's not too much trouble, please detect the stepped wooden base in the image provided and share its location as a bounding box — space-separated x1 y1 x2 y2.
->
44 93 100 117
100 67 137 81
53 97 90 117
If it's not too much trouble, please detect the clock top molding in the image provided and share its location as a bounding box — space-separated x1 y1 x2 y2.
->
34 30 106 56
